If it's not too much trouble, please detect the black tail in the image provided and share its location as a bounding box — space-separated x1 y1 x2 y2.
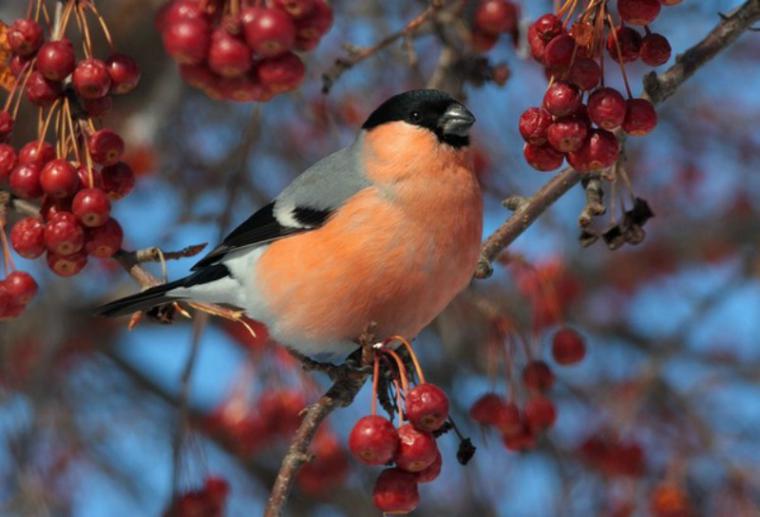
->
95 264 230 317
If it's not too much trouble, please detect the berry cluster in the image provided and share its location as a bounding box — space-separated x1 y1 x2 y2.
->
347 339 451 514
469 0 519 53
1 2 138 320
470 326 586 451
157 0 332 102
164 476 229 517
520 0 677 172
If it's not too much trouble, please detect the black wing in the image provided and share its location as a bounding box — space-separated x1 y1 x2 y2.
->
191 202 331 270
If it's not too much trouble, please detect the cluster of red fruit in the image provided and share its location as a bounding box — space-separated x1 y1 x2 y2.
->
164 476 229 517
1 5 139 321
469 0 519 53
520 0 679 172
347 342 450 514
157 0 332 102
470 327 586 451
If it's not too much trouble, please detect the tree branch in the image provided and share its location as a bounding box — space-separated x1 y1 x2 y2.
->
475 0 760 279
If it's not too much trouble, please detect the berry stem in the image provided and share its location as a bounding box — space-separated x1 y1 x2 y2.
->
74 2 94 58
371 353 380 416
388 335 426 384
37 99 61 151
85 2 115 52
607 15 634 98
0 222 16 274
80 119 96 188
381 348 410 394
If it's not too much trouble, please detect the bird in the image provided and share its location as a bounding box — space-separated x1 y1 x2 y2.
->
97 89 483 357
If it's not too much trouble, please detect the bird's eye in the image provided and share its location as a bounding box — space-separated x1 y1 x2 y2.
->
409 111 422 122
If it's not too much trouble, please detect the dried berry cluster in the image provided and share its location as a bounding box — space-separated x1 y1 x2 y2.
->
470 326 586 451
346 339 455 514
520 0 678 172
1 1 139 320
164 476 229 517
157 0 332 102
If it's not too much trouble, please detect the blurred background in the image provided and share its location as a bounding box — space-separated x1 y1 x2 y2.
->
1 0 760 515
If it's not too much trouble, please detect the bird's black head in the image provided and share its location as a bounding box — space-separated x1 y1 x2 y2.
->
362 89 476 148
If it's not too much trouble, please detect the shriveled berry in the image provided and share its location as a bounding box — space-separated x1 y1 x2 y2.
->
543 81 581 117
10 217 46 259
73 188 111 227
73 58 112 99
524 143 564 172
88 129 124 166
640 33 671 66
474 0 518 36
47 250 87 277
567 129 620 172
40 159 80 199
101 162 135 200
406 383 449 432
105 53 141 94
552 327 586 365
373 468 419 515
0 144 17 179
622 98 658 136
8 19 44 57
257 52 305 93
162 18 211 65
242 7 296 57
524 396 557 431
9 164 43 199
348 415 399 465
25 71 62 107
44 211 85 255
543 34 576 71
519 107 552 145
607 26 642 63
527 13 564 62
36 39 76 81
415 450 442 483
85 218 123 258
588 87 627 130
547 115 589 153
568 57 601 90
394 424 438 473
5 271 38 305
19 140 55 167
618 0 661 26
522 360 555 392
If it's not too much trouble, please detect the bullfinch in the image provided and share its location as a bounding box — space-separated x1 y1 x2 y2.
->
97 89 482 356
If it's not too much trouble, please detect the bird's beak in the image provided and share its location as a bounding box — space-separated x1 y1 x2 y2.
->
438 103 476 137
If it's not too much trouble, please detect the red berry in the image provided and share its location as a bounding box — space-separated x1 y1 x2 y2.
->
415 450 442 483
8 19 44 57
45 211 85 255
0 283 10 318
552 327 586 365
274 0 315 19
9 164 43 199
10 217 46 259
5 271 38 305
25 71 62 107
36 39 76 81
209 28 252 78
622 98 658 136
495 401 522 437
618 0 661 26
73 58 112 99
101 162 135 200
257 52 305 93
85 218 123 258
162 18 211 65
524 396 557 431
40 159 80 199
640 33 671 66
474 0 518 35
543 34 576 71
47 250 87 277
105 53 141 94
568 57 601 90
77 167 103 189
10 55 30 77
0 144 17 179
527 14 564 63
542 81 581 117
660 0 681 4
567 128 620 172
348 415 399 465
82 96 113 117
469 393 506 426
547 115 589 153
372 468 419 515
40 197 71 222
0 110 14 139
524 142 564 172
588 87 627 130
242 7 296 57
73 188 111 227
394 424 438 473
522 360 555 392
179 63 218 92
294 0 333 49
19 140 55 167
156 0 207 31
502 423 537 451
607 26 642 63
88 129 125 166
406 383 449 432
219 75 271 102
470 30 499 53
